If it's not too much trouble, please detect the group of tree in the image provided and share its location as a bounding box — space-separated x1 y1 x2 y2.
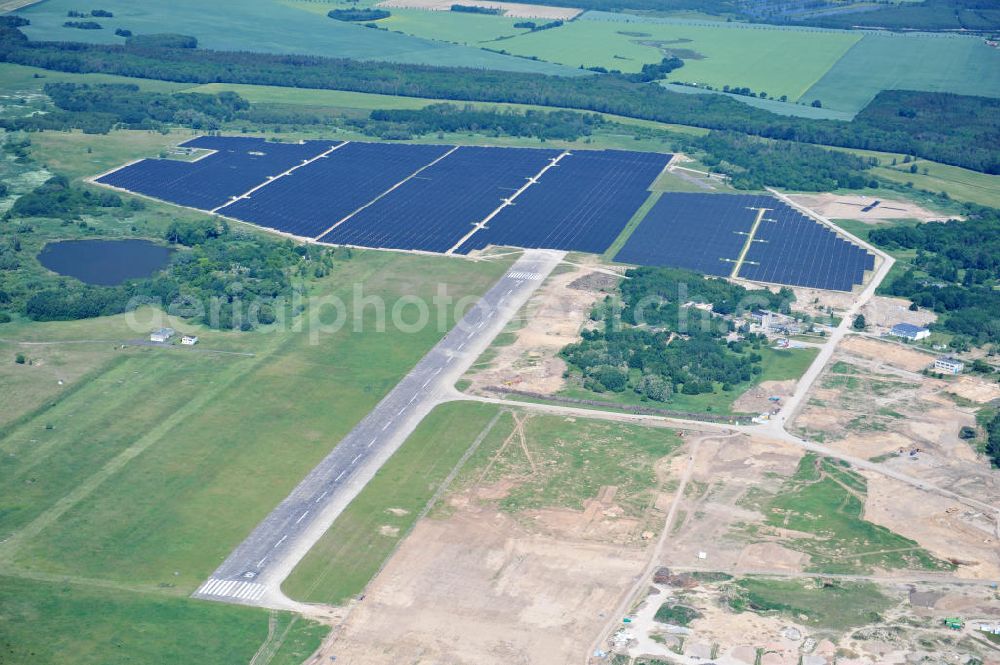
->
690 131 878 191
512 19 563 31
450 4 501 14
8 175 124 219
985 410 1000 468
869 206 1000 344
0 26 995 173
560 267 793 400
63 21 102 30
352 103 605 140
327 8 390 21
0 82 249 134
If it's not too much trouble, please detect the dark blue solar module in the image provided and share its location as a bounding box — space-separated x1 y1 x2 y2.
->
97 137 337 211
216 142 453 239
614 192 772 277
456 150 670 255
738 200 874 291
318 146 559 252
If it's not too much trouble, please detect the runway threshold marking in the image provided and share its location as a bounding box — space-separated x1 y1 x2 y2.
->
197 578 267 601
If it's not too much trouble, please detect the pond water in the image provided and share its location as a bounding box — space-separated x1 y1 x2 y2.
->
37 239 173 286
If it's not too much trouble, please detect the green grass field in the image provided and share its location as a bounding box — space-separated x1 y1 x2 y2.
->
283 402 504 604
757 454 953 573
804 31 1000 114
15 0 577 75
0 250 509 591
468 412 683 516
0 575 325 665
730 577 893 634
381 8 530 45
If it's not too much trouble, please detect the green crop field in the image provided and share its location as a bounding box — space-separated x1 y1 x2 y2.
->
14 0 577 75
382 8 530 45
283 402 504 604
804 31 1000 114
0 575 325 665
0 250 509 591
478 14 862 102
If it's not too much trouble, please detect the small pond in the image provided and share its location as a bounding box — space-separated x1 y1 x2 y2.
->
37 239 173 286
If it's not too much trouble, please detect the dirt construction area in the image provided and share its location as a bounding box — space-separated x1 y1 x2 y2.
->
463 261 619 396
793 335 1000 579
787 193 954 223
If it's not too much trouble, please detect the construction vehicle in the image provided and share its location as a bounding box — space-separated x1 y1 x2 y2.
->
943 617 964 630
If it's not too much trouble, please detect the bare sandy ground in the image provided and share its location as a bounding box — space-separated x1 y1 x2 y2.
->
838 335 933 372
789 194 954 223
377 0 582 19
860 295 937 330
466 262 618 395
320 510 648 664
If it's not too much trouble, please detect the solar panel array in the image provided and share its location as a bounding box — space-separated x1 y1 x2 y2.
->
217 142 453 239
616 193 770 277
100 137 873 291
738 202 876 291
318 146 560 252
456 150 672 255
99 138 667 256
615 193 874 292
98 137 337 211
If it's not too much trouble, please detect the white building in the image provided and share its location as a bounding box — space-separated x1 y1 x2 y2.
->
181 335 199 346
934 356 964 375
150 327 175 343
889 322 930 341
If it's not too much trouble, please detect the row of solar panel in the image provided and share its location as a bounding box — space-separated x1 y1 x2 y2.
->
99 138 671 257
615 193 874 292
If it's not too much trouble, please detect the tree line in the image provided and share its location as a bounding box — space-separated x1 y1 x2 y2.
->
355 103 605 140
869 207 1000 345
0 82 250 133
0 26 995 173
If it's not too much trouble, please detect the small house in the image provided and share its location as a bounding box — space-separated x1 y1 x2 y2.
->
150 327 175 343
889 322 930 341
181 335 199 346
934 357 964 375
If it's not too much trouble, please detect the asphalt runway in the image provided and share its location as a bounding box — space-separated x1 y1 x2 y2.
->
194 249 564 607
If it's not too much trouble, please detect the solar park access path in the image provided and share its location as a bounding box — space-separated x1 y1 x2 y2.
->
194 249 565 610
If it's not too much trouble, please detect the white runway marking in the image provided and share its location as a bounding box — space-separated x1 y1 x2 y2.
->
256 557 267 568
508 271 543 281
382 421 391 431
273 535 288 548
196 578 267 601
397 407 406 416
335 470 346 481
315 491 327 502
368 437 377 447
351 454 362 465
422 378 432 388
458 342 465 350
295 510 310 525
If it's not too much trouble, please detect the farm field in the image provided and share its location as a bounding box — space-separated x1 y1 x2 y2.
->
804 31 1000 113
0 250 509 591
0 575 325 665
14 0 578 75
461 13 863 102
